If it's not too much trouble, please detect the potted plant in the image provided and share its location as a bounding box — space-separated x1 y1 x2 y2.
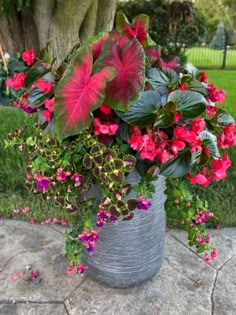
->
6 13 236 288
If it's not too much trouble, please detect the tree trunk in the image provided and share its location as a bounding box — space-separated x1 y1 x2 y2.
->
0 0 118 64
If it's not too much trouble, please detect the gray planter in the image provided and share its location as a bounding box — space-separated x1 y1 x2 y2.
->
82 171 166 288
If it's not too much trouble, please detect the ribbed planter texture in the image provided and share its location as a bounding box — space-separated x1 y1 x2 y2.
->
82 171 167 288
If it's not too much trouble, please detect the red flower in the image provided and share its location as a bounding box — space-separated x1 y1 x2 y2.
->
22 49 35 66
206 105 218 117
199 71 208 83
37 78 53 93
41 110 53 122
93 117 118 136
212 154 231 181
191 118 205 134
174 126 199 143
45 97 55 112
6 72 27 90
208 84 225 103
99 103 112 115
178 83 188 91
218 123 236 149
139 134 158 160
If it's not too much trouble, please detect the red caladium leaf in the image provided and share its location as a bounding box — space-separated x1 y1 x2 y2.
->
116 12 155 47
144 46 161 62
86 32 109 62
110 31 129 48
55 46 117 140
94 39 145 111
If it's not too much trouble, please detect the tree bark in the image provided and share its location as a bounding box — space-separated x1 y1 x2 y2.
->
95 0 118 33
0 8 24 53
0 0 118 63
33 0 56 49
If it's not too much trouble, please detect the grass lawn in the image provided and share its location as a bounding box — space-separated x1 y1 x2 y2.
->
186 47 236 69
0 69 236 226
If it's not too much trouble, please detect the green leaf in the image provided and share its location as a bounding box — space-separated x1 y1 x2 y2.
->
38 42 55 65
28 88 53 107
24 66 50 89
184 63 200 78
215 109 235 125
116 91 161 126
155 101 176 128
181 74 208 96
199 130 220 157
147 68 179 90
160 149 192 177
168 90 207 119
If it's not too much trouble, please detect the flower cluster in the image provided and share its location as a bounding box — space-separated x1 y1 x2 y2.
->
6 12 236 273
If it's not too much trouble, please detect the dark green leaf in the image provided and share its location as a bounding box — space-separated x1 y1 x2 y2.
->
181 74 208 96
28 88 53 107
199 130 220 157
147 67 179 90
168 90 207 119
38 42 55 65
24 66 50 89
215 109 235 125
116 91 161 126
160 149 192 177
155 101 176 128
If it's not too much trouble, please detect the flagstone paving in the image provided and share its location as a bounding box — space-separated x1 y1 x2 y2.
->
0 219 235 315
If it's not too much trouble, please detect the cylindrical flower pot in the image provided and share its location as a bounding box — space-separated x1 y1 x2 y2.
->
82 171 166 288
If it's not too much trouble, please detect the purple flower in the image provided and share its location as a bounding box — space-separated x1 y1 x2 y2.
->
23 106 37 114
35 176 50 191
137 196 152 211
86 241 96 253
79 232 90 243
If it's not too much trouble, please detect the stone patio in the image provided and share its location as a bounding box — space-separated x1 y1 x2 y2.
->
0 219 235 315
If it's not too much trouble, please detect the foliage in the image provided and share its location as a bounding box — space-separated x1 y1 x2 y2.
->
116 0 208 64
210 23 226 50
5 12 236 273
0 53 28 105
0 0 31 15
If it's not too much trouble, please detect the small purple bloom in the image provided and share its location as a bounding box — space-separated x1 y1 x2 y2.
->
23 106 37 114
137 196 152 211
35 176 50 191
89 230 99 242
86 241 96 253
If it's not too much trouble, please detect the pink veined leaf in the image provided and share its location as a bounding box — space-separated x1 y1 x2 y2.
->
87 32 109 62
55 46 117 140
94 39 145 111
110 31 129 48
116 12 151 47
144 46 161 62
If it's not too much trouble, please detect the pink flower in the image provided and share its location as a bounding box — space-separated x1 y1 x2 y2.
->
6 72 27 90
178 83 188 91
22 206 30 214
71 173 83 187
37 78 53 93
75 265 88 275
30 219 36 224
66 266 74 275
22 49 35 66
56 168 71 182
93 117 118 136
128 134 143 151
211 249 218 260
204 255 211 264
